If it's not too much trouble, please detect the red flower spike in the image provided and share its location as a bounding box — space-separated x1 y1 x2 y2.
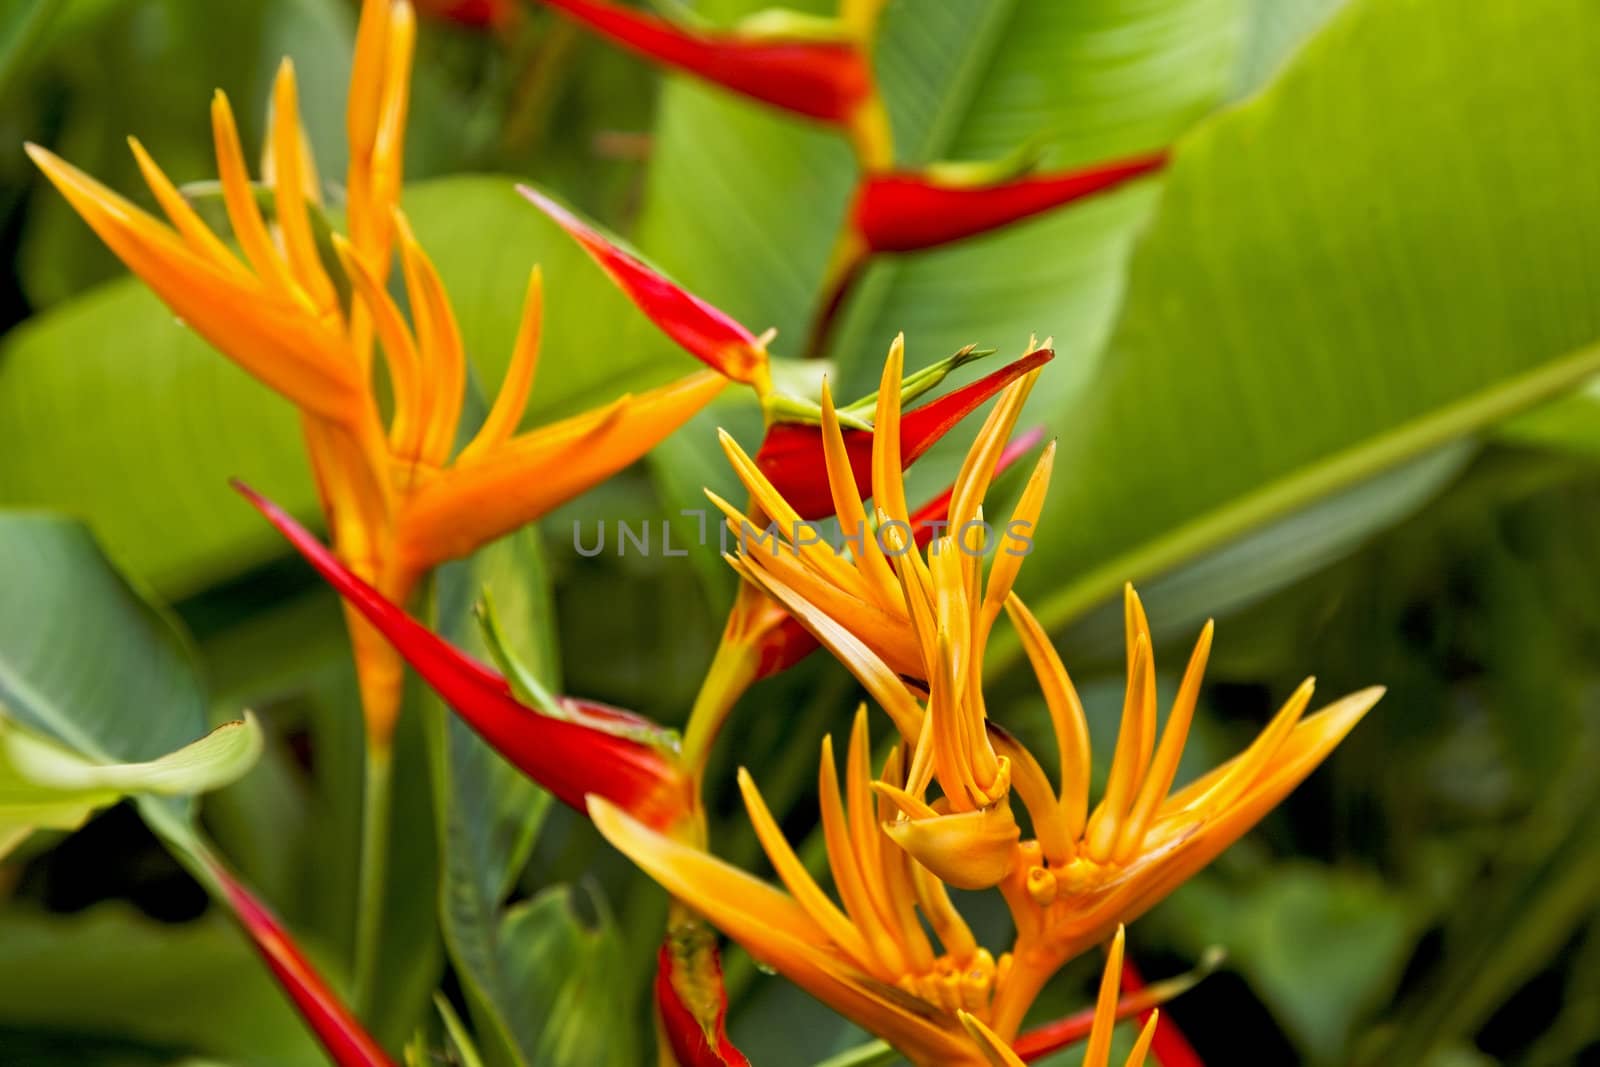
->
754 346 1053 519
853 153 1169 253
518 184 770 387
655 939 751 1067
208 860 395 1067
1121 957 1206 1067
752 427 1047 683
535 0 872 125
235 482 694 830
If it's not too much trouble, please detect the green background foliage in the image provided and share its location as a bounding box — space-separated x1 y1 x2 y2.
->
3 0 1599 1063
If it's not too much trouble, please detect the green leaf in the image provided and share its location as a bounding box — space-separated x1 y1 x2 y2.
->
0 903 326 1067
0 281 320 597
1497 377 1600 464
495 887 638 1067
0 514 208 769
2 711 260 796
1161 865 1418 1060
635 0 1239 388
1231 0 1347 96
429 528 574 1067
0 710 261 857
999 0 1600 662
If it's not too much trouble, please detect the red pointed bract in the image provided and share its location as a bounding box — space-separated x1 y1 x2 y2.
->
754 347 1053 518
655 942 751 1066
519 184 768 385
209 861 396 1067
854 153 1169 253
415 0 517 27
537 0 871 124
236 482 692 830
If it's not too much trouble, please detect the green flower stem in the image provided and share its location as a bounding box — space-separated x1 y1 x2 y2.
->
351 740 394 1017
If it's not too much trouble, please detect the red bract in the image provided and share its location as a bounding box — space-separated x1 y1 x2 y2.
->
208 859 395 1067
753 427 1047 682
536 0 871 124
236 482 694 830
853 153 1169 253
754 347 1053 519
519 184 769 386
655 941 751 1067
414 0 516 27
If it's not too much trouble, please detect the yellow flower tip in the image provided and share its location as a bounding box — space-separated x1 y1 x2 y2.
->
958 1010 1027 1067
880 802 1020 891
869 780 939 820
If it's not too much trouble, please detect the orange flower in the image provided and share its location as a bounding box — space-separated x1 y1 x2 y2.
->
28 0 736 745
591 342 1380 1058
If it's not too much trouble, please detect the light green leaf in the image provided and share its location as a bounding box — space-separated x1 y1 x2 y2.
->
2 711 260 796
0 711 261 858
998 0 1600 664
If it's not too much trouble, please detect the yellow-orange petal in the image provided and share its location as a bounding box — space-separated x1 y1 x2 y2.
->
397 370 727 569
269 60 337 313
870 333 912 528
589 796 974 1064
27 144 358 420
958 1011 1027 1067
878 803 1020 891
126 137 241 275
737 767 881 977
730 555 925 739
1083 927 1127 1067
459 265 543 464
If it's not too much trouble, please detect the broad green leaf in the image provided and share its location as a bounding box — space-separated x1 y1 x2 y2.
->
429 528 574 1067
0 281 321 597
1160 865 1418 1060
495 887 638 1067
0 710 261 857
996 0 1600 667
1369 738 1600 1063
632 0 1241 606
0 514 207 769
1231 0 1348 96
0 903 326 1067
1498 378 1600 464
636 0 1239 394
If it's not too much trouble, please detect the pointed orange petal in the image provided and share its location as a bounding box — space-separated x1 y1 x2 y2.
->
28 144 357 420
459 265 543 464
589 797 972 1063
399 371 727 569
